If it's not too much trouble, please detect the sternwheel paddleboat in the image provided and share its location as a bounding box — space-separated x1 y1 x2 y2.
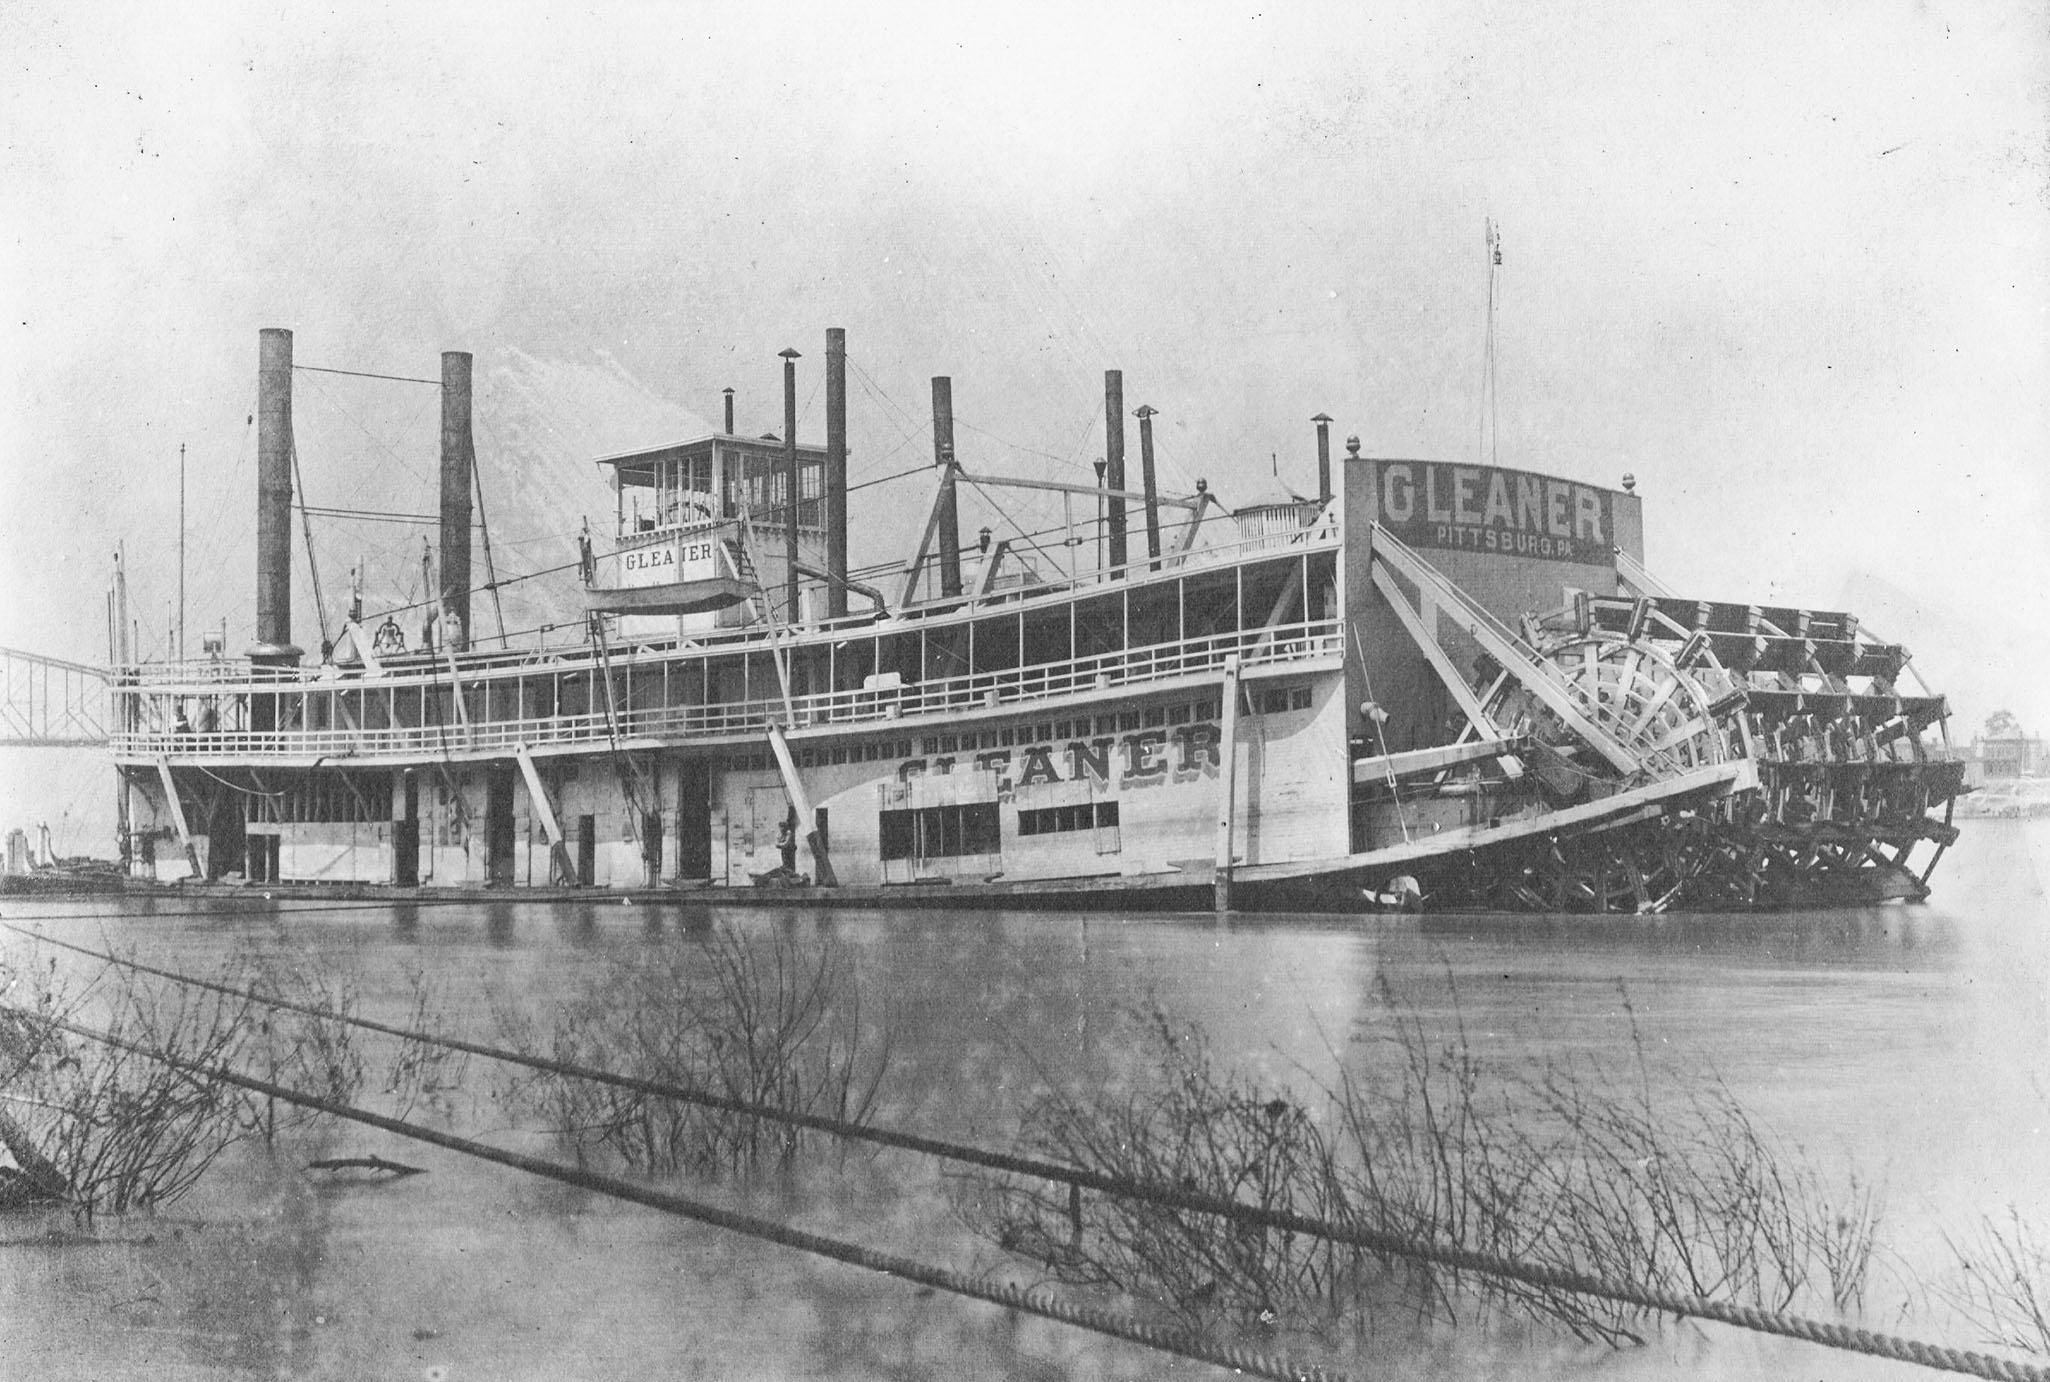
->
107 326 1965 913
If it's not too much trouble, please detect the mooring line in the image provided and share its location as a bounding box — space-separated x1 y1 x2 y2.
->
5 1005 1346 1382
7 925 2044 1382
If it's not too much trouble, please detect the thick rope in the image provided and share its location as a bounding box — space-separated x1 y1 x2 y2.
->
8 924 2045 1382
9 1006 1345 1382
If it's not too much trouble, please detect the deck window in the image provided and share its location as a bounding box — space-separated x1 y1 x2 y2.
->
878 803 1000 861
1016 800 1120 836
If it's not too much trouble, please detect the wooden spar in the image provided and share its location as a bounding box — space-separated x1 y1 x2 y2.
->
515 745 575 883
1136 404 1162 567
767 724 837 885
1367 560 1503 741
897 477 955 609
1371 529 1640 775
952 469 1206 510
153 756 201 879
1213 655 1241 913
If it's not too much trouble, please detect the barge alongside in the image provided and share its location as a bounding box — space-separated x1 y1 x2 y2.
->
107 328 1965 912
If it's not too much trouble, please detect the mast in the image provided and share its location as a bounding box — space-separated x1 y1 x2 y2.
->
177 442 186 660
1135 404 1161 566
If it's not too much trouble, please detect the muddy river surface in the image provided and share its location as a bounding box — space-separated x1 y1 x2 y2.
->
2 820 2046 1381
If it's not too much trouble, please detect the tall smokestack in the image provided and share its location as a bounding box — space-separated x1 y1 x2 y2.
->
1312 413 1333 504
1136 404 1161 567
1104 370 1127 574
931 376 962 599
253 327 298 659
722 387 735 435
781 348 802 623
825 327 849 619
439 351 474 650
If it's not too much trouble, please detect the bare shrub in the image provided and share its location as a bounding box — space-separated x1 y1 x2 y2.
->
1937 1207 2050 1356
496 925 892 1178
960 990 1882 1353
382 968 471 1123
956 1008 1368 1342
0 949 252 1223
224 947 365 1142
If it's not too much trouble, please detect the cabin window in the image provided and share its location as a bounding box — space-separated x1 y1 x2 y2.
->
1017 801 1120 837
1074 593 1124 660
879 803 1000 860
1127 580 1180 649
1248 684 1314 716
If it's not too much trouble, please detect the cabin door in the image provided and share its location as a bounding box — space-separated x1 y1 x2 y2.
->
746 787 789 878
675 758 712 881
393 774 419 886
485 768 516 886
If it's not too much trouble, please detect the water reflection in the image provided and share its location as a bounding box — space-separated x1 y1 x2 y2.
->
1 820 2044 1380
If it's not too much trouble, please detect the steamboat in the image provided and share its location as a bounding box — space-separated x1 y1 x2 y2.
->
107 327 1966 912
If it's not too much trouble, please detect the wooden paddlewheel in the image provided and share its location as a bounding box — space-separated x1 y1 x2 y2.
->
1509 591 1967 910
1486 635 1741 803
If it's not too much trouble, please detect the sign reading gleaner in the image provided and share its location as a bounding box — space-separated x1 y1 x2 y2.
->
1377 461 1612 563
621 531 722 588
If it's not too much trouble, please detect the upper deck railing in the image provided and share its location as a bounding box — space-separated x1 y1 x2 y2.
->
113 517 1341 694
111 616 1343 762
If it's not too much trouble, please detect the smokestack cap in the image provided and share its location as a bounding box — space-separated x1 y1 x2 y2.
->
245 641 304 665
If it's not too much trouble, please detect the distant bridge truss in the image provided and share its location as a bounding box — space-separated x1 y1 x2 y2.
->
0 647 109 747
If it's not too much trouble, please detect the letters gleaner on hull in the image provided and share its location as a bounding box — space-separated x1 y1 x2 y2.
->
103 328 1965 912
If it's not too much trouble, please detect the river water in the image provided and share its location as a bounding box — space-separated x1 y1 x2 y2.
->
2 820 2045 1381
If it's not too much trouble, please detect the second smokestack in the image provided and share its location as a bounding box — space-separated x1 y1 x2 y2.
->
253 327 299 660
1104 370 1127 574
439 351 474 650
826 328 848 619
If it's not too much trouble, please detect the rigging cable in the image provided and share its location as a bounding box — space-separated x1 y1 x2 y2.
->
288 436 332 655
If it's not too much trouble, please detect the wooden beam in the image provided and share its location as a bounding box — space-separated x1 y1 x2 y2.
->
1214 655 1242 913
766 723 838 886
1367 561 1502 741
153 755 201 879
956 469 1205 510
1352 737 1527 785
1371 533 1639 774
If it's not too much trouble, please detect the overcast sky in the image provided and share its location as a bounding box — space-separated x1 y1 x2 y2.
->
3 1 2045 846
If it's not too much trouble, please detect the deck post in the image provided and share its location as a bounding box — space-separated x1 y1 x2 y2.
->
766 724 838 886
1213 656 1241 913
